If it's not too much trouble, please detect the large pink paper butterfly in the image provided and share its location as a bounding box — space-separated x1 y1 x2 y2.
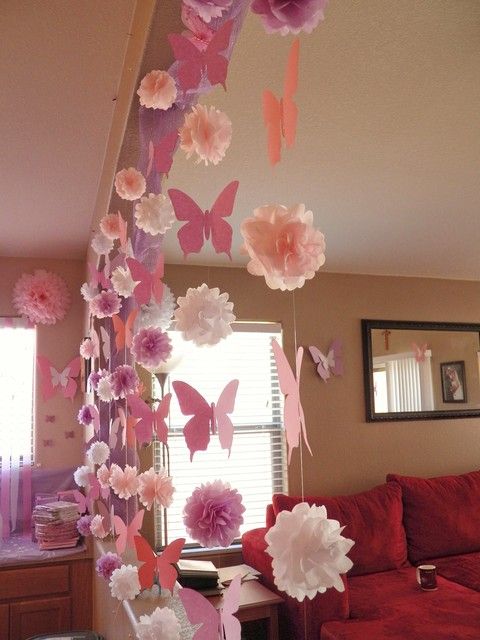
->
308 340 343 382
172 380 239 461
271 339 312 465
146 131 178 178
168 181 239 260
180 574 242 640
168 19 233 92
126 255 164 306
134 534 185 592
114 509 145 554
412 342 428 363
127 393 172 446
36 355 82 401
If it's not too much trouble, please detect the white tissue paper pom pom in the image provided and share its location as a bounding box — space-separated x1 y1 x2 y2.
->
73 465 91 488
136 606 181 640
87 441 110 466
111 266 136 298
109 564 141 601
135 285 175 332
134 193 175 236
91 231 114 256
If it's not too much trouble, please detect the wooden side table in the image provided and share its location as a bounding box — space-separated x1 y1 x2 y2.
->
210 565 283 640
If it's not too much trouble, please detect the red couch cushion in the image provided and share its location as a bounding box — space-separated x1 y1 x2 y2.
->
431 551 480 592
387 470 480 563
272 483 408 576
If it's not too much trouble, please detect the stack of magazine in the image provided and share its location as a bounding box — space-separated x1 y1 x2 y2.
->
176 559 220 593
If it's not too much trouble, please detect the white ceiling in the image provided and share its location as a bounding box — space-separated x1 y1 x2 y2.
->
2 1 479 280
0 0 135 259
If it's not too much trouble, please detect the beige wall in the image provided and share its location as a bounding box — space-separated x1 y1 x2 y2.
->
165 264 480 497
0 257 85 469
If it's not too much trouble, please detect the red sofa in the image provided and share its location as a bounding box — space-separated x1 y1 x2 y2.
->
242 470 480 639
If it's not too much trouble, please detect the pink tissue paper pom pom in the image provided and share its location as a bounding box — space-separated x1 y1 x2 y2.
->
114 167 146 201
180 104 232 166
137 467 175 511
137 70 177 110
77 404 95 427
89 290 122 319
90 514 108 539
109 463 139 500
89 369 108 391
183 0 232 23
77 514 93 537
12 269 71 325
100 212 122 240
96 552 123 581
110 364 139 399
131 327 172 371
251 0 328 35
79 337 97 359
240 203 326 291
183 479 245 548
97 464 111 489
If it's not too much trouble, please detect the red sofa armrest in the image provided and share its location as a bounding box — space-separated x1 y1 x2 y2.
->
242 527 350 640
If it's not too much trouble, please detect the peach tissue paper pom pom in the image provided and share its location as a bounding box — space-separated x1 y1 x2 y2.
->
240 203 326 291
109 463 139 500
12 269 71 325
97 464 111 489
100 212 122 240
180 104 232 166
90 514 109 539
137 70 177 110
137 467 175 511
136 606 181 640
134 193 175 236
115 167 146 201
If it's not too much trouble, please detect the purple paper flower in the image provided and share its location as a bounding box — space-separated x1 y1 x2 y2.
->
96 551 123 581
89 369 108 391
77 514 94 537
131 327 172 371
77 404 95 426
183 0 232 23
183 480 245 548
251 0 328 35
110 365 139 399
89 290 122 319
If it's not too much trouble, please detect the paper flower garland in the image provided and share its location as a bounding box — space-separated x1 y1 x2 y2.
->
137 70 177 110
97 464 111 489
179 104 232 166
87 441 110 466
91 231 114 256
109 564 141 601
96 552 123 581
252 0 328 35
115 167 146 201
90 514 109 539
109 463 139 500
131 327 172 370
183 480 245 548
12 269 71 325
265 503 354 601
183 0 232 23
111 266 136 298
240 203 326 291
110 365 139 399
79 337 98 359
77 404 96 427
80 282 97 303
136 606 181 640
134 193 175 236
174 283 235 346
100 213 122 240
73 465 91 488
77 514 93 537
137 467 175 511
97 376 115 402
89 290 122 319
135 285 175 332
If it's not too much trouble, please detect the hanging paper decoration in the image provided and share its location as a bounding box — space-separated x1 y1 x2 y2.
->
183 0 233 23
86 441 111 466
97 464 111 489
90 514 109 539
412 342 428 363
127 393 171 446
309 340 343 381
179 574 242 640
146 133 179 179
252 0 328 35
174 284 236 346
109 463 139 500
136 606 181 640
111 266 136 298
112 310 138 351
89 290 122 319
134 535 185 591
168 20 233 91
109 564 141 601
137 467 174 511
137 70 177 110
183 480 245 548
96 552 123 581
114 167 146 201
113 509 145 554
77 404 100 431
265 502 354 601
126 255 164 306
77 514 94 537
240 203 326 291
181 5 215 51
135 286 175 332
263 38 299 166
271 339 312 464
87 261 110 290
169 181 238 259
131 326 173 371
172 379 239 459
134 193 175 236
110 364 140 399
36 355 81 401
100 212 123 240
79 337 98 359
91 231 114 256
179 104 232 166
12 269 71 325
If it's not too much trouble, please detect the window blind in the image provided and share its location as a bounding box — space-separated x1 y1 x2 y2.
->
153 322 287 548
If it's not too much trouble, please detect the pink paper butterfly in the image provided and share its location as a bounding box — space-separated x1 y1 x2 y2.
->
96 500 115 537
172 380 239 461
412 342 428 363
168 19 233 91
112 310 138 352
146 131 178 178
109 407 127 450
181 4 215 52
271 339 312 465
89 327 100 359
43 439 54 447
88 261 110 290
126 255 164 306
117 212 128 252
308 340 343 382
36 355 82 401
168 181 239 260
45 415 56 423
134 534 185 592
99 326 111 363
127 393 172 446
180 574 242 640
64 430 75 439
86 473 110 511
114 510 145 554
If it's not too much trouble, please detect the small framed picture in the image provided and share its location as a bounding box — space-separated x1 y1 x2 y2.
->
441 361 467 403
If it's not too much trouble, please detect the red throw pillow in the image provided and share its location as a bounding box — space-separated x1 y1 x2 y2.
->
387 470 480 563
272 483 408 576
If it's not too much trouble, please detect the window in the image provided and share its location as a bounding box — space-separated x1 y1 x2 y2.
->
153 322 287 548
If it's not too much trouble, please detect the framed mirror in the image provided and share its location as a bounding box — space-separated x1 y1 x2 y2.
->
362 320 480 422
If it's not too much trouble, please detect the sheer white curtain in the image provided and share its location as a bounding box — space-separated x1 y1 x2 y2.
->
0 318 35 538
